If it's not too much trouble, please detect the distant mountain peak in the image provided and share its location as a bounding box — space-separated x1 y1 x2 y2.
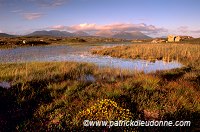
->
95 30 114 37
112 31 151 40
73 31 90 36
27 30 73 37
26 30 151 39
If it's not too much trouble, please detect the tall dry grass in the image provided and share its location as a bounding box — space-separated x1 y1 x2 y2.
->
92 43 200 69
0 61 199 131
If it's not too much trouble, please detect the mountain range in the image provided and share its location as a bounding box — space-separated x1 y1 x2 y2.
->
0 33 16 37
27 30 74 37
0 30 152 40
112 31 151 40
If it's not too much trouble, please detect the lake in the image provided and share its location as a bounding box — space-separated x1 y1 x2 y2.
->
0 44 183 73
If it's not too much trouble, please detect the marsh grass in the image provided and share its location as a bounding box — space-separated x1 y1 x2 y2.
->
92 43 200 69
91 43 200 131
0 61 199 131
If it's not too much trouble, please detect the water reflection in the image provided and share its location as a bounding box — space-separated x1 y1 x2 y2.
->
0 45 183 73
0 81 11 89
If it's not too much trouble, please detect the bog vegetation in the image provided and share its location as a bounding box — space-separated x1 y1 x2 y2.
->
0 42 199 131
92 43 200 68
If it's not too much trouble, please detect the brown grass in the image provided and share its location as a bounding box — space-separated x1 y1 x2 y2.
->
0 61 199 131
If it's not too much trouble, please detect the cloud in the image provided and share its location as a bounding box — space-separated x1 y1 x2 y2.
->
66 23 167 34
177 26 190 33
22 13 44 20
137 18 149 21
190 29 200 37
47 24 98 31
43 0 67 7
48 25 66 30
26 0 67 7
10 9 23 13
69 23 97 31
175 26 200 37
191 30 200 33
47 23 167 36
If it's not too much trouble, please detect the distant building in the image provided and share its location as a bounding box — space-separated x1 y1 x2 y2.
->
168 35 176 42
167 35 193 42
175 36 181 42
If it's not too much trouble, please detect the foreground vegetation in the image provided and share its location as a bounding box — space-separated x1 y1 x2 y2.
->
0 60 199 131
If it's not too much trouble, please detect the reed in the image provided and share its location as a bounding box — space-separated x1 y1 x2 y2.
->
92 43 200 69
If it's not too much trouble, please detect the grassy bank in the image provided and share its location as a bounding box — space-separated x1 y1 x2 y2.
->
92 43 200 69
0 61 199 131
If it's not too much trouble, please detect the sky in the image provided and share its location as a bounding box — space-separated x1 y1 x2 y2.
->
0 0 200 37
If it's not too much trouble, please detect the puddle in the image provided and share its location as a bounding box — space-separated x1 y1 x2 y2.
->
79 74 96 82
46 53 182 73
0 81 11 89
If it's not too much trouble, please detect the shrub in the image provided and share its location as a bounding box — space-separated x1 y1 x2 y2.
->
73 99 133 126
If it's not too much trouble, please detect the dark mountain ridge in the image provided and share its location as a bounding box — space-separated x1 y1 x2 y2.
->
1 30 152 40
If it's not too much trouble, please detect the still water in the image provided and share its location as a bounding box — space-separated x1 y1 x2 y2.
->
0 44 183 73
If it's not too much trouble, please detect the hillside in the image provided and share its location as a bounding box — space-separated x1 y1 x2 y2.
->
112 31 151 40
0 33 15 37
26 30 151 40
27 30 74 37
95 30 114 38
73 31 90 36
